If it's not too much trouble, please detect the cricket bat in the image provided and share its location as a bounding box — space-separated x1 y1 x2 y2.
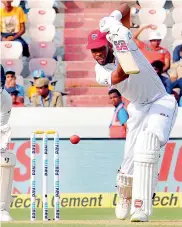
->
115 40 140 74
110 10 140 74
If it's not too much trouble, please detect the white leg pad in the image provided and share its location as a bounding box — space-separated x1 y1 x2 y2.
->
117 171 133 199
116 171 133 219
0 151 16 211
131 131 160 216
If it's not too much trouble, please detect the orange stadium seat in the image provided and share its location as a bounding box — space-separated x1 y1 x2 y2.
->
28 25 56 42
29 58 57 77
0 41 23 59
28 8 56 25
27 0 54 9
1 59 23 75
172 0 182 8
138 8 166 25
138 0 166 8
172 8 182 24
29 42 56 58
172 23 182 40
138 24 167 41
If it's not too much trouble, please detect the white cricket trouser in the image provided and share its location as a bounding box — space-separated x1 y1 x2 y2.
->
0 89 12 150
120 94 178 174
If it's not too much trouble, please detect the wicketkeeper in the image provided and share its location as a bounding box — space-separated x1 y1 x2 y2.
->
0 64 16 221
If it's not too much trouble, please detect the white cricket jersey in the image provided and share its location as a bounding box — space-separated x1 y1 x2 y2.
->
0 89 12 126
95 40 166 104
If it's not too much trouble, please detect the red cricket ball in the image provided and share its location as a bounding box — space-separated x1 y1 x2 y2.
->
70 135 80 144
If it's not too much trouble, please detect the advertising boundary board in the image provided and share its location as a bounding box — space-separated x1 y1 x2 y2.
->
11 193 182 209
10 138 182 194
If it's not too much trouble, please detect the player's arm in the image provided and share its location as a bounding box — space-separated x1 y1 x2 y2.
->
95 64 129 86
111 64 129 85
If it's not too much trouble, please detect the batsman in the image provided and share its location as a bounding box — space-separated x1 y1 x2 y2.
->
87 3 178 222
0 65 16 221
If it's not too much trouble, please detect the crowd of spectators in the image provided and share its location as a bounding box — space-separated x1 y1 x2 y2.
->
0 0 63 107
133 27 182 106
1 0 182 107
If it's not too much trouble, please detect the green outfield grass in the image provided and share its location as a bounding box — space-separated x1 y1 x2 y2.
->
1 208 182 227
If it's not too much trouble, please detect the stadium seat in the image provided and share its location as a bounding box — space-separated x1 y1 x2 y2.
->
29 58 57 77
172 0 182 8
16 75 24 86
28 8 56 25
138 24 167 41
28 25 56 42
0 41 23 59
172 23 182 40
1 59 23 75
27 0 54 9
1 0 21 7
139 8 166 24
11 0 21 7
172 8 182 24
138 0 166 8
29 42 56 58
173 40 182 50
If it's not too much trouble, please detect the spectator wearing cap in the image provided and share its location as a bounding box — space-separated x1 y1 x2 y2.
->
7 87 24 107
31 78 63 107
133 25 171 72
5 70 24 103
28 70 54 101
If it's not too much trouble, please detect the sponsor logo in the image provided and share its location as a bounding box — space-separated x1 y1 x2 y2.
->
5 43 12 48
92 34 98 40
134 199 143 208
54 163 59 176
10 193 182 209
40 60 47 65
31 159 36 176
31 140 36 154
114 40 129 52
39 26 45 31
6 60 13 65
160 113 169 118
149 9 156 14
44 160 48 176
39 10 46 15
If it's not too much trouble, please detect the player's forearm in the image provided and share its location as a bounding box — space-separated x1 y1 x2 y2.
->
111 65 129 85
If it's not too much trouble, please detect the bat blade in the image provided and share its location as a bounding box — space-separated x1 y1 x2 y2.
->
117 51 140 74
114 39 140 74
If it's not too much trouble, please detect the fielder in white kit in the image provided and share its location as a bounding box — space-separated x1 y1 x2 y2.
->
87 4 178 222
0 65 16 221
